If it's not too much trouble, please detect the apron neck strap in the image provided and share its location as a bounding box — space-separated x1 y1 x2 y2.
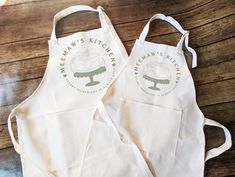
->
139 13 197 68
50 5 106 43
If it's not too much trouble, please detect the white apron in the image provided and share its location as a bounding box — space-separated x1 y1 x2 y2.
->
8 5 152 177
101 13 232 177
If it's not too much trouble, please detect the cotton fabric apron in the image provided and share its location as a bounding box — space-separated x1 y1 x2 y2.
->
102 13 232 177
8 5 152 177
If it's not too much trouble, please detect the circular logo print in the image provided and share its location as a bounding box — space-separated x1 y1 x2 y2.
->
134 51 181 96
59 37 116 94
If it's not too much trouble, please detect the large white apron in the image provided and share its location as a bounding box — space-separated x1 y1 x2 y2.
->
101 13 232 177
7 5 152 177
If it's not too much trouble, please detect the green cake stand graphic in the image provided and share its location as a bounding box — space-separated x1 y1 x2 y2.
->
143 62 171 91
70 52 107 87
74 66 106 87
143 75 170 90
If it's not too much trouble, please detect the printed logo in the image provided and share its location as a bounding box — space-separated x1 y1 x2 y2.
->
134 51 181 96
59 37 116 94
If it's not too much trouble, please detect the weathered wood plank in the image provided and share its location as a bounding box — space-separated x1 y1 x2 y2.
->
1 45 234 87
205 148 235 177
201 102 235 125
0 56 48 84
122 17 235 58
1 0 155 8
0 0 234 176
0 15 235 63
0 147 22 177
205 146 235 176
1 38 234 85
196 79 235 107
204 122 234 151
0 37 48 64
0 122 17 149
144 14 235 49
0 104 16 125
2 13 234 66
0 0 231 44
1 0 42 6
0 74 234 110
0 37 49 64
194 37 235 67
118 3 235 43
1 0 150 7
0 12 234 68
0 78 41 107
192 59 235 85
1 2 234 64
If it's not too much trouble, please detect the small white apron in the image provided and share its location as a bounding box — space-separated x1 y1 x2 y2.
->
102 13 232 177
8 5 152 177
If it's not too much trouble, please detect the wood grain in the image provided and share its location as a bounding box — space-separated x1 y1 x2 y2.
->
196 79 235 106
0 78 42 107
0 0 223 44
201 102 235 125
192 59 235 85
0 104 16 125
1 0 42 6
0 36 234 86
1 1 235 64
0 0 234 176
0 123 17 149
0 72 234 108
0 147 22 177
205 148 235 177
0 15 234 86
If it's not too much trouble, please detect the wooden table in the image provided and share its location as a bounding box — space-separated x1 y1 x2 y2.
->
0 0 234 176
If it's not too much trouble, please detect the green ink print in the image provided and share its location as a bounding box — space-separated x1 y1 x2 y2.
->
74 66 106 87
143 75 170 91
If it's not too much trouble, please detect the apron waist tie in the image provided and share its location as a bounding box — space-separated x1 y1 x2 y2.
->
204 118 232 162
8 110 56 177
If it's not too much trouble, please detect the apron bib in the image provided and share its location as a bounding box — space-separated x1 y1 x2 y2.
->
102 13 232 177
8 5 151 177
